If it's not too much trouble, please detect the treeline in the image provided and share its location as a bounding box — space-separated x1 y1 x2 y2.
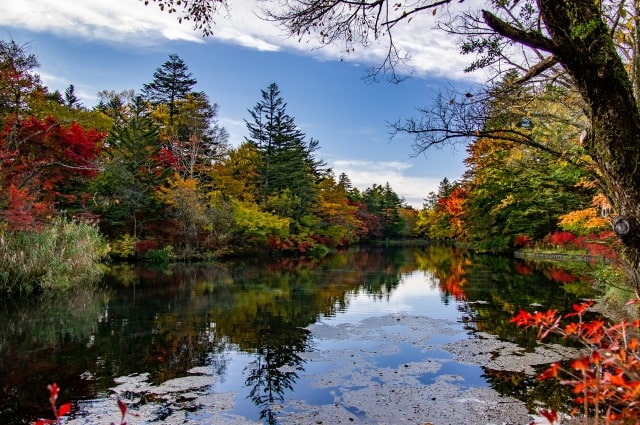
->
415 73 617 258
1 36 619 276
0 41 417 265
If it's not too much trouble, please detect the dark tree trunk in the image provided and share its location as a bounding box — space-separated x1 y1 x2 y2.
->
486 0 640 292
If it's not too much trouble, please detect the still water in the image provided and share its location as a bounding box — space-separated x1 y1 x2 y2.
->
0 245 597 424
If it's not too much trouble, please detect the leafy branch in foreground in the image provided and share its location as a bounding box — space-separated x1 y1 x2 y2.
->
511 301 640 424
32 383 71 425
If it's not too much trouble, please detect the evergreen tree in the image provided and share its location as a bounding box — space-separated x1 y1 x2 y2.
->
64 84 81 109
92 96 173 237
141 54 197 121
338 172 353 192
245 83 319 220
362 182 405 239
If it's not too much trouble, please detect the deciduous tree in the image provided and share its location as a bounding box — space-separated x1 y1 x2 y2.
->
0 115 104 229
158 173 208 248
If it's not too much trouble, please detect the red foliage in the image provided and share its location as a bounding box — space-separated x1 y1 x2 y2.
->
512 301 640 423
514 234 532 248
538 409 558 424
32 383 135 425
154 147 180 173
549 231 576 246
32 382 71 425
544 230 619 262
0 115 105 230
135 240 159 253
2 185 51 231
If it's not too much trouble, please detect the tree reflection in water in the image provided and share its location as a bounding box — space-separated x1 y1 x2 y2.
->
244 315 309 424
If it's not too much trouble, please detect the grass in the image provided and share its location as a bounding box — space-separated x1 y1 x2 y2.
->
0 218 108 294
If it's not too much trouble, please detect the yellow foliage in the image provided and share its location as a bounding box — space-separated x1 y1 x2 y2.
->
591 192 611 209
558 207 609 235
491 194 515 214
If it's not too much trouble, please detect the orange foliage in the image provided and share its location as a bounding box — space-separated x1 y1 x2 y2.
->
512 302 640 423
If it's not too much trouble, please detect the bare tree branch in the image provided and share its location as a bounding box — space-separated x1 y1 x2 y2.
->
514 54 559 84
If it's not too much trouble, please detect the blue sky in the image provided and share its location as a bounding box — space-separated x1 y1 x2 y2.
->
1 0 483 208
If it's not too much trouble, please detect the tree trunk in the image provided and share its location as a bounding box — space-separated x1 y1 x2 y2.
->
487 0 640 291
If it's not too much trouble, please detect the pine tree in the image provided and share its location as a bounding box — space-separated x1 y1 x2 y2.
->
141 54 197 121
245 83 321 219
64 84 81 109
93 96 173 237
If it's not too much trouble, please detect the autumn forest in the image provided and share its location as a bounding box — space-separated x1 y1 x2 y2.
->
0 38 616 293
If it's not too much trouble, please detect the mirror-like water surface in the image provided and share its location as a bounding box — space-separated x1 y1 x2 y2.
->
0 245 597 424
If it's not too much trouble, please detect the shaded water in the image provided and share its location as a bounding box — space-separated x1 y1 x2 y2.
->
0 245 598 424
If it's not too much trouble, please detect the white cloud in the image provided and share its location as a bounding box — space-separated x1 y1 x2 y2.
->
2 0 203 45
0 0 482 80
219 117 246 147
37 70 66 87
331 159 441 209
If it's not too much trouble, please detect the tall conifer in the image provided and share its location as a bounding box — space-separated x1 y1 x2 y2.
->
245 83 321 219
141 54 197 121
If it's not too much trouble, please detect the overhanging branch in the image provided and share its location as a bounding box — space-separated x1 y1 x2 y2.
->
482 10 557 54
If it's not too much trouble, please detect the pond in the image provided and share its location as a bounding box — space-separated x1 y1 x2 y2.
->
0 245 598 424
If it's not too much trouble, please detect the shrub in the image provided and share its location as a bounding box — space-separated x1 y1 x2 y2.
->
109 234 136 259
0 218 108 294
512 301 640 424
549 231 576 247
147 246 174 265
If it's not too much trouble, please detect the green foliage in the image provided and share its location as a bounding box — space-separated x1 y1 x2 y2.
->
141 53 197 119
91 96 172 237
231 200 290 245
147 246 174 265
361 182 405 239
0 218 107 294
265 189 302 218
245 83 322 219
458 77 596 249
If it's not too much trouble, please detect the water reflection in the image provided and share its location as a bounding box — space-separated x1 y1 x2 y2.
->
244 321 308 424
0 245 599 424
